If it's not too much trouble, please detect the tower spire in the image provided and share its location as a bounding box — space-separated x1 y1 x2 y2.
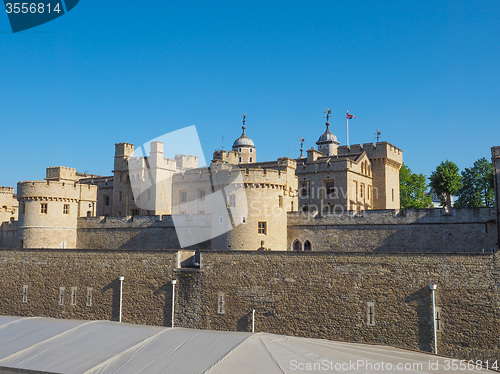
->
241 113 247 134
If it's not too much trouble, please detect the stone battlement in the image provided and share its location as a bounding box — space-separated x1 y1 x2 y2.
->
0 187 14 194
18 180 97 201
288 207 495 225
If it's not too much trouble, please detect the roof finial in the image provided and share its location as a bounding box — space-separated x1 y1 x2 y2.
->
300 137 305 158
324 108 332 129
241 113 247 133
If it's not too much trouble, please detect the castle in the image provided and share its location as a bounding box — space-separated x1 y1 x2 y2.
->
0 115 499 362
0 114 408 251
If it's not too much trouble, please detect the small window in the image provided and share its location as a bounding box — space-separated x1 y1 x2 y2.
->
435 306 442 332
63 204 70 215
22 285 28 303
242 216 246 224
392 189 395 202
21 203 25 214
59 287 65 305
258 221 267 235
292 240 301 251
71 287 77 306
299 182 310 198
131 209 140 216
40 203 47 214
367 302 375 326
279 196 283 208
86 287 93 307
325 181 335 195
180 190 187 203
217 292 225 314
250 148 253 153
118 211 122 217
249 157 253 162
105 195 110 206
228 193 236 208
238 157 242 163
303 240 312 251
118 191 123 202
238 148 242 153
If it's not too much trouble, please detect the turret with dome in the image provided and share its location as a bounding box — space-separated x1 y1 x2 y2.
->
232 113 256 164
315 108 340 156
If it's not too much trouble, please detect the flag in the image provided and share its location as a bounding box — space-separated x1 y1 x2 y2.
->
346 111 357 120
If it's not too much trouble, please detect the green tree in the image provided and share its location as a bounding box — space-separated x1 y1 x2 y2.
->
455 157 494 208
399 164 433 209
429 160 462 212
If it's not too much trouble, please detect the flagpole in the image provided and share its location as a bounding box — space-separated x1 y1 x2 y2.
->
346 110 349 147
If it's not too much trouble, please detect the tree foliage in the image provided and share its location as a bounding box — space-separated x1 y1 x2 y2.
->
429 160 462 211
399 164 433 209
454 157 494 208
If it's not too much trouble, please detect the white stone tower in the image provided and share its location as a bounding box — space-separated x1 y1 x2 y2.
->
232 113 256 164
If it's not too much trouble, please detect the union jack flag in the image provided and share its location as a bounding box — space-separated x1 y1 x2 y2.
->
346 111 357 120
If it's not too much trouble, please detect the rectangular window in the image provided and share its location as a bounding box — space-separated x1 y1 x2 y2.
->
217 292 225 314
71 287 77 306
197 190 206 213
258 221 267 235
367 302 375 326
40 203 47 214
22 203 25 214
131 209 140 216
63 204 70 215
242 216 246 224
228 193 236 208
392 189 395 202
279 196 283 208
368 186 371 200
22 285 28 303
104 195 110 206
299 182 309 198
325 181 335 195
360 184 364 199
86 287 93 307
59 287 65 305
180 190 187 203
435 306 442 332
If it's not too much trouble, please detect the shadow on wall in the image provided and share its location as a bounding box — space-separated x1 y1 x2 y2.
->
153 283 174 327
102 278 121 322
405 287 433 352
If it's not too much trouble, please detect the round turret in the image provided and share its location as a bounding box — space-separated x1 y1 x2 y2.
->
232 114 256 164
316 121 340 156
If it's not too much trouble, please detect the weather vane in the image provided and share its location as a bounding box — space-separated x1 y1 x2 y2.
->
300 137 305 158
241 113 247 129
324 108 332 123
376 130 381 142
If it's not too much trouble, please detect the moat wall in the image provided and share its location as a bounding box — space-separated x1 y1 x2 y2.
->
0 249 498 362
288 208 498 252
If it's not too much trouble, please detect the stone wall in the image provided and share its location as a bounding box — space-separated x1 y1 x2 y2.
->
76 216 211 250
287 208 498 252
0 249 498 361
0 249 177 326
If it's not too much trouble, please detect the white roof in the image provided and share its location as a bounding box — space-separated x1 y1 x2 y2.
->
0 316 493 374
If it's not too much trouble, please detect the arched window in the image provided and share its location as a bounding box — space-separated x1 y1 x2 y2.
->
249 157 253 162
292 240 302 251
303 240 312 251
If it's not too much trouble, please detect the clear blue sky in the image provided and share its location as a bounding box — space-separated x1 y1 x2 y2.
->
1 1 499 189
